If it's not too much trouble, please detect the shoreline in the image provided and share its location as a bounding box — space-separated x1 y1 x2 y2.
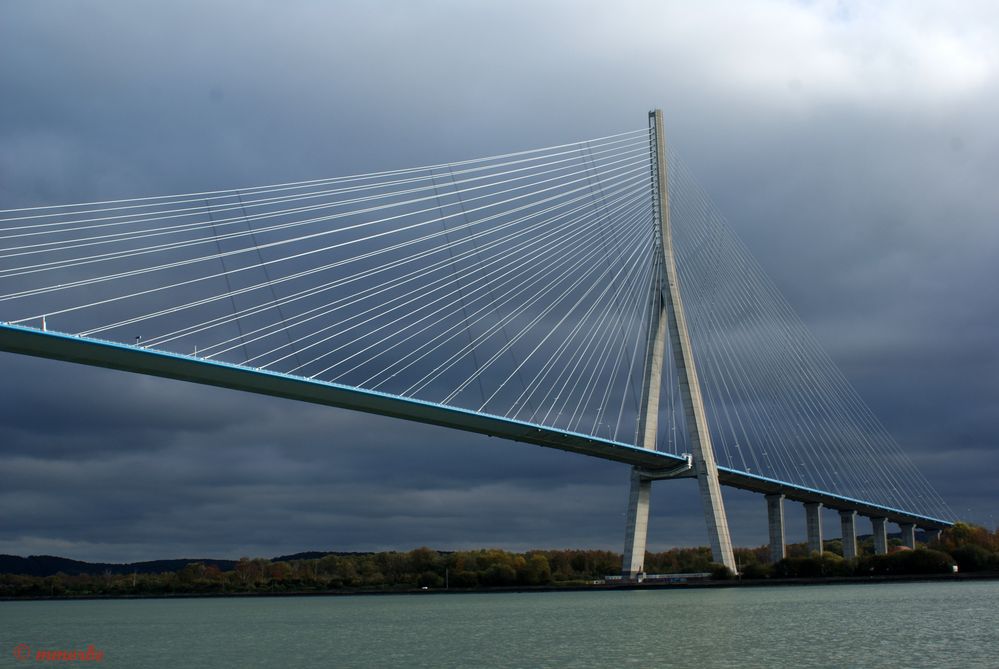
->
4 571 997 602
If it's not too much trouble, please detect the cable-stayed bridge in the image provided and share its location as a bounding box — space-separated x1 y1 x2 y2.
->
0 110 953 576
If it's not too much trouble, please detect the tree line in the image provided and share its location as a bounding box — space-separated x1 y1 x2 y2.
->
1 523 995 598
737 522 999 579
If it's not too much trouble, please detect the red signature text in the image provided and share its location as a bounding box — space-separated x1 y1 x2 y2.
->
13 643 104 663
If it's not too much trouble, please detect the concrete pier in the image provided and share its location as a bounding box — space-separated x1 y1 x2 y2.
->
899 522 916 549
839 509 858 560
924 528 942 544
871 516 888 555
766 493 786 563
622 470 652 579
805 502 824 554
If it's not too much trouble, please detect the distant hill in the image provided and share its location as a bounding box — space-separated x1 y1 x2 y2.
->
0 551 385 577
0 554 238 577
269 551 371 562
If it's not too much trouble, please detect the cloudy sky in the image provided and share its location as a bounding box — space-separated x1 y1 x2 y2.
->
1 0 997 562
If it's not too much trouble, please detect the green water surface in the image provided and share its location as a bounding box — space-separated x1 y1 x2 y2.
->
2 580 996 668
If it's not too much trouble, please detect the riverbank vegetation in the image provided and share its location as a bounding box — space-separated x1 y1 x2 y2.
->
2 523 995 598
727 522 997 580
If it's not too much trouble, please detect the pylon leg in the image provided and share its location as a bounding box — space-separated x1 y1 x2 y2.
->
622 468 652 578
651 108 737 574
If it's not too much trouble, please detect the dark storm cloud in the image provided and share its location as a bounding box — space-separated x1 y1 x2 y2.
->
1 0 997 561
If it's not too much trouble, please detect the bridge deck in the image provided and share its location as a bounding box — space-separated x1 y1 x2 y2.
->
0 323 951 530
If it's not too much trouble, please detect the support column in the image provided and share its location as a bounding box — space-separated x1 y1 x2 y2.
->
805 502 824 555
924 528 942 544
650 109 736 574
839 510 858 560
622 471 652 578
871 517 888 555
766 494 786 563
899 523 916 549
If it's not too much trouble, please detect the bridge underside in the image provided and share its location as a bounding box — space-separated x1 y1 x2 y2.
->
0 323 951 530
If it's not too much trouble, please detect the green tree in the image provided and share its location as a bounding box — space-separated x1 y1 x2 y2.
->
950 544 994 572
408 547 441 574
481 563 517 586
521 554 552 585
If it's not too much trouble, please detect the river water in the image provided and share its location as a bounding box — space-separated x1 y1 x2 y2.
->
2 580 996 667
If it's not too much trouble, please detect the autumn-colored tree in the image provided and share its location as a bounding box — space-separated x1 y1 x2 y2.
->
268 561 293 582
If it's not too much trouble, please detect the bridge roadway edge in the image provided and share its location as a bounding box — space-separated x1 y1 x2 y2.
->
0 323 952 531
